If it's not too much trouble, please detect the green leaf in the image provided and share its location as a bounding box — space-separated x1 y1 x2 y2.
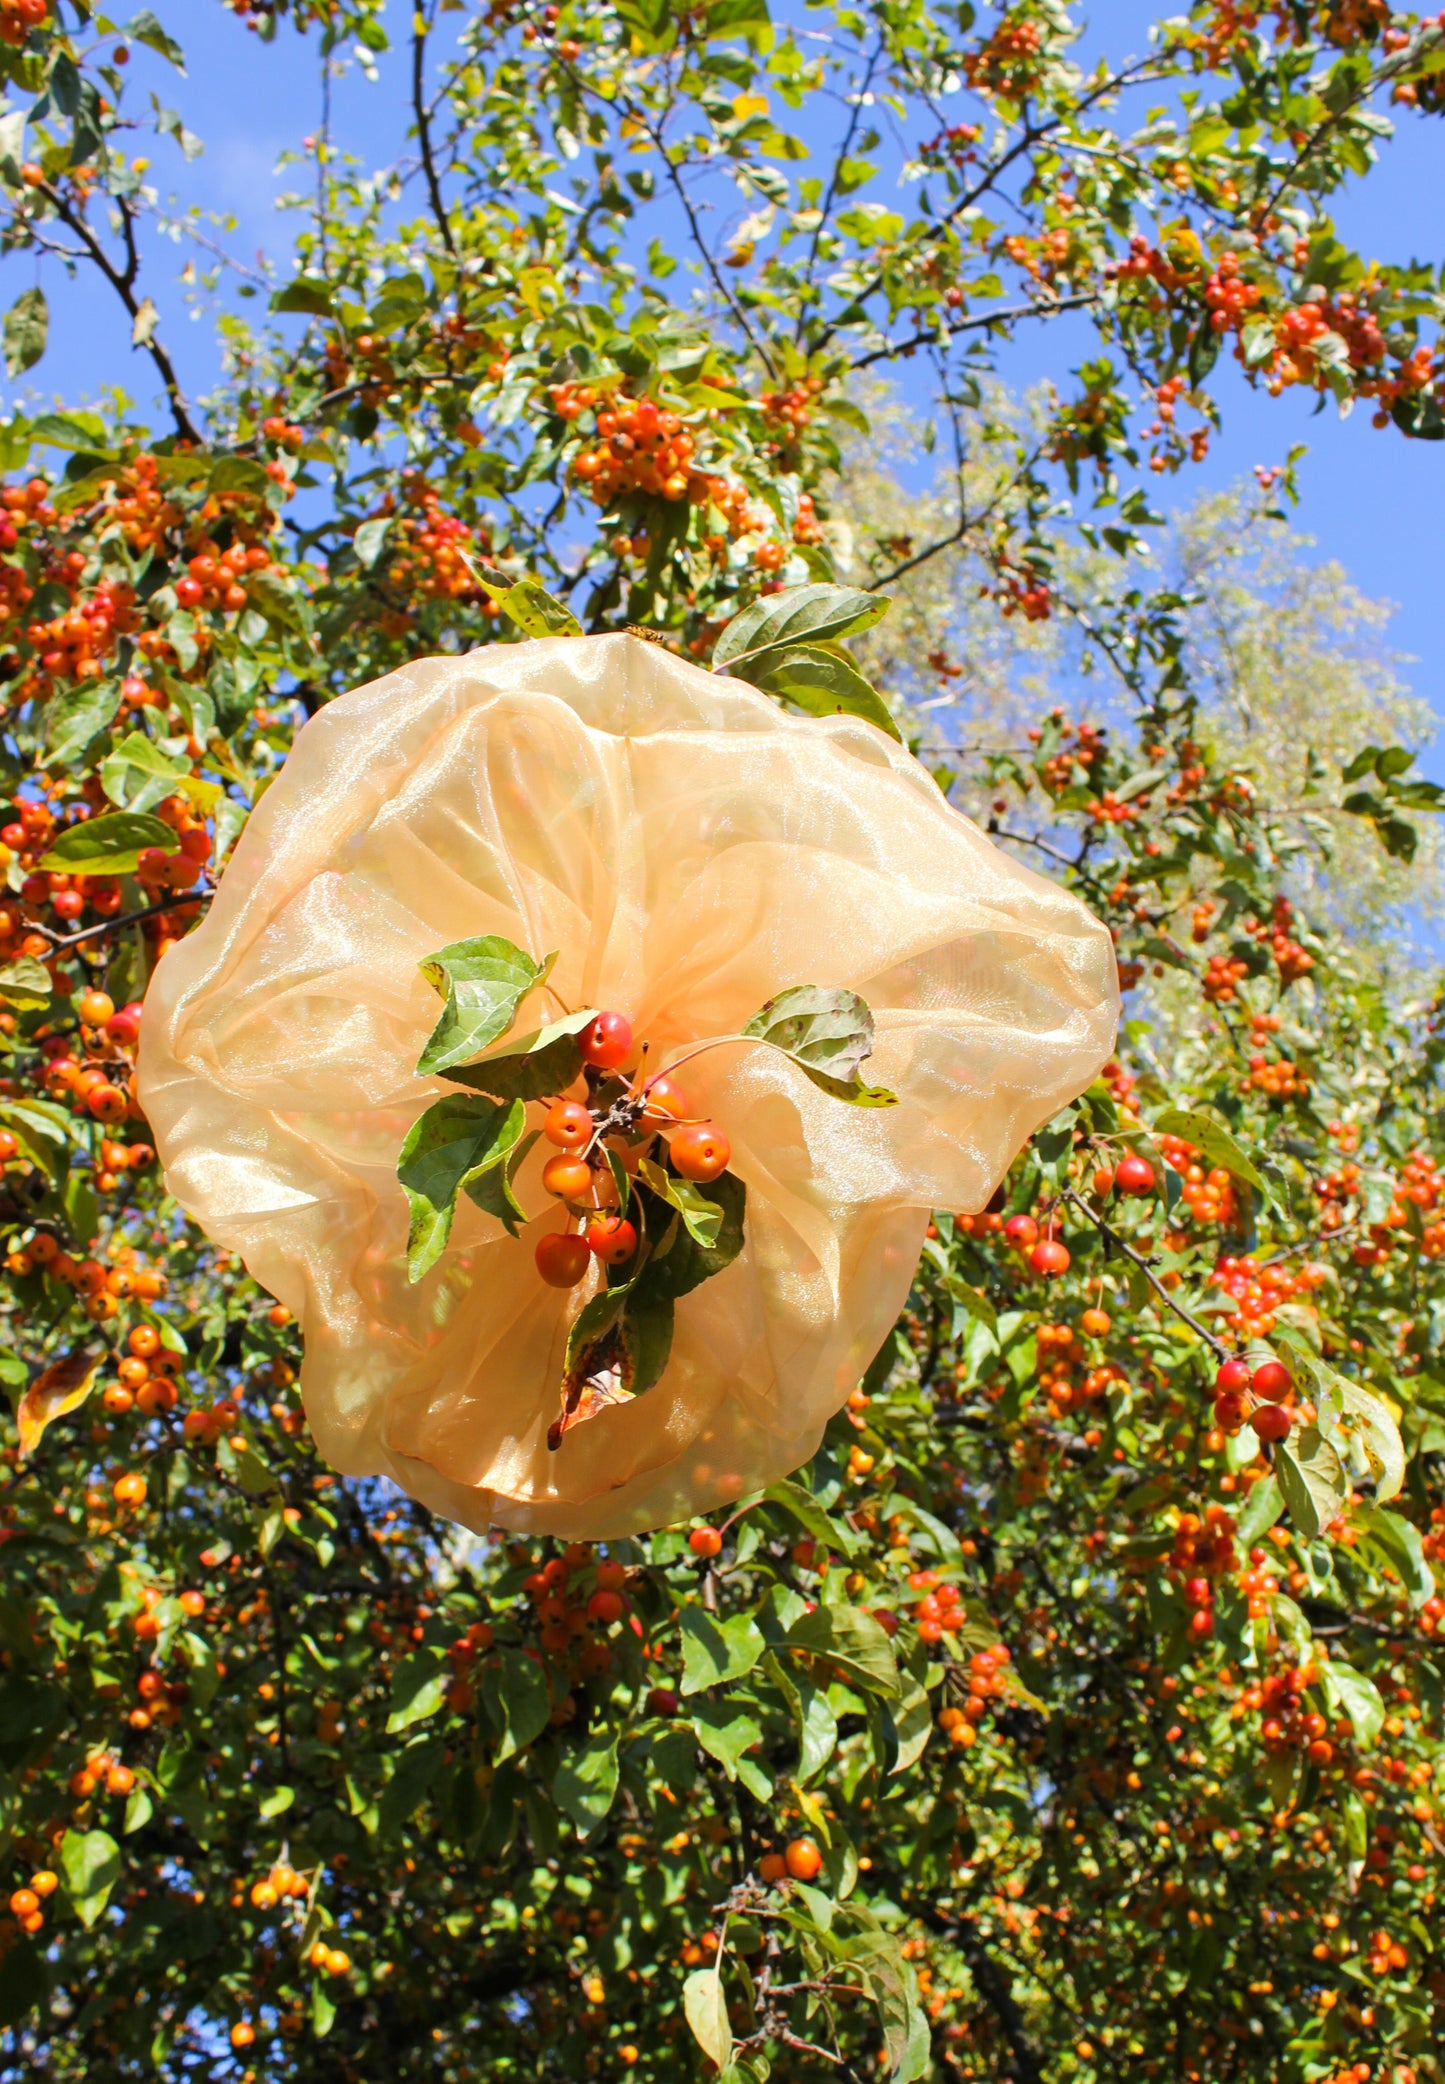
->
443 1011 595 1104
100 731 208 815
398 1094 529 1280
886 1679 932 1775
476 572 582 638
680 1608 767 1695
638 1156 723 1248
763 1479 861 1558
738 646 896 746
481 1648 551 1762
743 985 897 1106
733 640 901 739
378 1737 445 1833
259 1784 295 1820
60 1827 120 1930
1353 1502 1435 1609
1322 1663 1385 1748
126 9 187 68
43 679 123 767
689 1698 763 1780
683 1965 733 2072
632 1169 747 1303
1274 1426 1346 1541
0 959 52 1012
244 567 312 636
270 277 334 316
554 1730 619 1836
462 1125 539 1240
385 1651 449 1734
713 582 891 666
352 516 393 569
1153 1108 1268 1196
4 287 47 379
1235 1474 1284 1547
38 810 178 876
787 1603 901 1698
1278 1339 1405 1504
416 935 553 1076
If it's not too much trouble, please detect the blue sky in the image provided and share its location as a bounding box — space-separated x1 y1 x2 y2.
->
7 3 1443 773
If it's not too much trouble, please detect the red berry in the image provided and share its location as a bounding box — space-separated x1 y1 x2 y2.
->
1213 1392 1247 1432
1251 1358 1292 1399
1215 1357 1252 1396
643 1073 691 1119
669 1122 730 1183
543 1099 593 1151
1092 1165 1115 1197
586 1589 626 1624
1114 1153 1155 1196
688 1525 723 1559
1004 1214 1039 1249
586 1214 637 1265
579 1009 633 1070
535 1232 590 1288
784 1836 823 1881
646 1687 680 1717
1030 1238 1070 1276
1251 1401 1293 1444
542 1153 593 1201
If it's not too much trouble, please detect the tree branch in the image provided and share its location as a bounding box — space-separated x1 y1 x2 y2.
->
1062 1185 1228 1361
30 891 212 955
413 7 457 257
38 186 200 444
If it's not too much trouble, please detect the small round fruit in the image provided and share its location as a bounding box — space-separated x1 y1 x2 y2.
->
784 1836 824 1882
669 1122 730 1183
535 1232 591 1288
586 1214 637 1266
542 1152 593 1201
1080 1306 1111 1336
579 1010 633 1071
688 1525 723 1559
1215 1356 1252 1397
642 1073 691 1119
646 1686 680 1718
758 1852 787 1884
1213 1391 1247 1433
1251 1358 1292 1399
1004 1213 1039 1249
1092 1164 1116 1198
587 1588 626 1624
1250 1401 1293 1444
1114 1153 1156 1196
78 989 114 1026
1030 1238 1070 1276
543 1099 593 1151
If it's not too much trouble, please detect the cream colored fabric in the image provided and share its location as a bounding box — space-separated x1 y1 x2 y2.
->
138 635 1118 1537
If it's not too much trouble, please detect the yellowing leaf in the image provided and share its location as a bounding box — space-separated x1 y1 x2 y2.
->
18 1351 101 1459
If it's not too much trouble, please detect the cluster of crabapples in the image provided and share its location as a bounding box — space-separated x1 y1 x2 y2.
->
1000 1149 1157 1277
532 1010 732 1291
1211 1352 1298 1444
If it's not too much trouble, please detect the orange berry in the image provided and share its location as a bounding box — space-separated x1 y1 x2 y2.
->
784 1836 823 1881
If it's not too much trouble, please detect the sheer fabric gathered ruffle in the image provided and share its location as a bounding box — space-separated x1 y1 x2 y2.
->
138 635 1119 1538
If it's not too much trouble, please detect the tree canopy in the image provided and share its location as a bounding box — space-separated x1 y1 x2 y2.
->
0 2 1442 2080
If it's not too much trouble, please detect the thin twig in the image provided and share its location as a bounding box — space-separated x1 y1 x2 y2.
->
29 891 212 955
850 289 1100 371
413 5 457 257
36 186 199 443
1062 1185 1229 1361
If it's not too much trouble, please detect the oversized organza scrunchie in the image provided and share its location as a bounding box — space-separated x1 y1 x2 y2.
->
138 635 1118 1537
